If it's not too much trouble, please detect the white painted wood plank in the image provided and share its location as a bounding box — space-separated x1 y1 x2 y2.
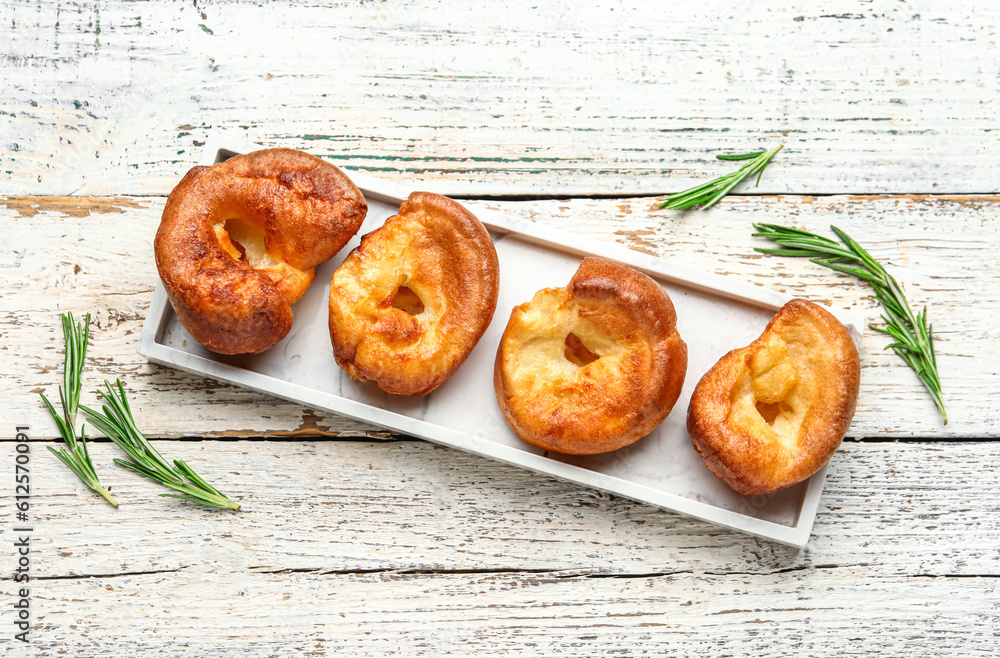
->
4 440 998 655
11 569 996 657
10 440 1000 576
2 0 998 196
1 194 993 438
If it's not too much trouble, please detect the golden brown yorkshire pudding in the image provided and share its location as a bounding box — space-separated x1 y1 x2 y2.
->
494 258 688 455
687 299 861 495
328 192 500 396
155 148 367 355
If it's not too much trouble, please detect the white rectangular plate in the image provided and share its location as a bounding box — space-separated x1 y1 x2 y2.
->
139 132 865 548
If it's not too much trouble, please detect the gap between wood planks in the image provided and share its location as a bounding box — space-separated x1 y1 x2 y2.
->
34 564 1000 582
452 192 1000 203
4 193 1000 206
19 434 999 446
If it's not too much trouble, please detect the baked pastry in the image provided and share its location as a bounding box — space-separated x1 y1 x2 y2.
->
328 192 499 395
687 299 861 495
155 148 367 354
494 257 688 455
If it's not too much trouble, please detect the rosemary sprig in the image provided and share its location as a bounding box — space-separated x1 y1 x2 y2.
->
40 313 118 507
659 144 784 210
82 380 240 510
752 223 947 424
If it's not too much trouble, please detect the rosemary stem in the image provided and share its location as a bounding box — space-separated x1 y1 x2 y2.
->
84 380 240 511
660 144 784 211
95 484 119 507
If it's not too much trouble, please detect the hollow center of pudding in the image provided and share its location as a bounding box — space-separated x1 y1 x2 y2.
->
216 218 279 269
755 400 793 426
564 332 600 367
747 341 803 441
391 286 425 316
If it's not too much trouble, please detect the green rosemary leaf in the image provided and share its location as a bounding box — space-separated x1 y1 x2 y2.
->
40 394 73 447
752 223 947 424
830 225 885 275
874 322 918 350
701 170 750 208
113 457 167 483
754 247 818 257
174 459 225 498
47 446 85 479
810 259 884 287
40 313 118 507
755 234 856 259
755 223 839 243
158 493 232 509
716 150 766 161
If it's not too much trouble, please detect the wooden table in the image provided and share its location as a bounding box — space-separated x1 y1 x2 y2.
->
3 1 998 654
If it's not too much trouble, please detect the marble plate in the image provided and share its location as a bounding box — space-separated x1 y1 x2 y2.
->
138 133 865 548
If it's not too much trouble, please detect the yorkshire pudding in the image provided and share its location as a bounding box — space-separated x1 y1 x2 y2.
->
494 258 688 455
328 192 499 396
155 148 367 354
687 299 861 495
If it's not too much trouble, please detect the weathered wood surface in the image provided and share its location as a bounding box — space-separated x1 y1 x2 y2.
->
16 567 997 656
15 568 1000 656
2 194 995 439
4 1 999 654
2 439 998 655
3 0 999 196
